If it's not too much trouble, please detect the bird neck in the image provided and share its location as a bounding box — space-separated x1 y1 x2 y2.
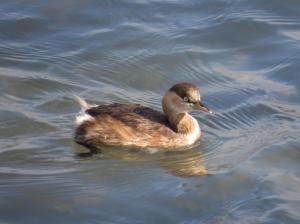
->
166 112 198 134
162 91 199 134
162 90 200 134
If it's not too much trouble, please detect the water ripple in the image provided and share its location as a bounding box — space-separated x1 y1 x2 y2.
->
0 0 300 222
0 166 76 176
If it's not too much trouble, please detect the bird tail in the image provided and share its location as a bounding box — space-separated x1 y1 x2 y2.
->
74 95 90 110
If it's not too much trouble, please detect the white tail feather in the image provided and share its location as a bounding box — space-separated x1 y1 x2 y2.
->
74 95 90 110
74 96 94 126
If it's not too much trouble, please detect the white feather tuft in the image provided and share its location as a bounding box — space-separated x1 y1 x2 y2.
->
74 95 90 110
73 96 96 126
75 112 94 126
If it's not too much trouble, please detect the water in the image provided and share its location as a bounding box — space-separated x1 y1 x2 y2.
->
1 0 300 223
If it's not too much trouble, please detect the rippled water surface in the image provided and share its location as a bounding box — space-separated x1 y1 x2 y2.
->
1 0 300 223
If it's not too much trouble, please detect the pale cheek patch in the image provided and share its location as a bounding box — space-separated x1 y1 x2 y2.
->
195 92 201 101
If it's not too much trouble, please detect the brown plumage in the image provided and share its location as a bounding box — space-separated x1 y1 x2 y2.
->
74 83 212 150
76 103 179 149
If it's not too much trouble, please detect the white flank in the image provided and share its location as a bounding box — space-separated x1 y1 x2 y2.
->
186 129 200 145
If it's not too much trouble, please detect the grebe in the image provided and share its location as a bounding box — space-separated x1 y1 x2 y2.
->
74 83 212 150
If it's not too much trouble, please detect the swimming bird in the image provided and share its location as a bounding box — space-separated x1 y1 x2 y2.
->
74 83 212 150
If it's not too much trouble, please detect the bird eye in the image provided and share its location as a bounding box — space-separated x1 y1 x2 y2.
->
183 97 189 102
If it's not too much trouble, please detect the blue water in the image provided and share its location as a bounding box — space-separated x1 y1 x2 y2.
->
0 0 300 223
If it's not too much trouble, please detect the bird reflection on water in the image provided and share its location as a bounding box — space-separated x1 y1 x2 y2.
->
74 144 207 177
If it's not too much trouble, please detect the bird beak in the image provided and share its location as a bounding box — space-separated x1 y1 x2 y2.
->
193 101 213 114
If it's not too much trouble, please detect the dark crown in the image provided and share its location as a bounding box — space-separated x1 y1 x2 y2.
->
169 82 199 99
